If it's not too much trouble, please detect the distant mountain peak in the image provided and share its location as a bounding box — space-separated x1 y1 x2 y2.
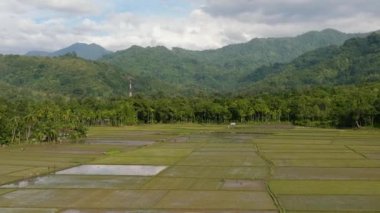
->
25 43 112 60
73 42 87 46
70 42 102 47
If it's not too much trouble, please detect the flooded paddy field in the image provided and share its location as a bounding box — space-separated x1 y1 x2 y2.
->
0 124 380 212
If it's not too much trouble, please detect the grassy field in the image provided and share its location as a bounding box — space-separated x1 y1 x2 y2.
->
0 124 379 212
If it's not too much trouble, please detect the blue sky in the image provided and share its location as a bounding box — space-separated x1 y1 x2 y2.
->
0 0 379 54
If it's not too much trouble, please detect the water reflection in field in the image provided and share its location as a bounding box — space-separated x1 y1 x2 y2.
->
56 165 167 176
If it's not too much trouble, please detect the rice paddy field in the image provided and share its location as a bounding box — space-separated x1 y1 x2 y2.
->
0 124 380 213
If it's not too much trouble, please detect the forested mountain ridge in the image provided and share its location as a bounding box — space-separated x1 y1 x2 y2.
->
26 43 112 60
0 55 129 98
240 32 380 94
1 29 378 98
101 29 363 94
186 29 358 66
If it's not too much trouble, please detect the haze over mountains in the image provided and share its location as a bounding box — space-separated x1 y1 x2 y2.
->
1 29 379 98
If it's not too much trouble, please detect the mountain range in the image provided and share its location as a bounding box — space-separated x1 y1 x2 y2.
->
100 29 369 95
0 29 378 98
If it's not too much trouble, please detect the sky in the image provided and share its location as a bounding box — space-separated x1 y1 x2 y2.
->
0 0 379 54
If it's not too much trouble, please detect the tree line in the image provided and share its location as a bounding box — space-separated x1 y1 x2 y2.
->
0 99 87 145
1 84 379 145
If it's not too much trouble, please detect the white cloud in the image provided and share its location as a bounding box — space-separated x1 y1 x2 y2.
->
0 0 379 54
15 0 103 15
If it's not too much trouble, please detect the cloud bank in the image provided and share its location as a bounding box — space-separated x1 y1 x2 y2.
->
0 0 379 54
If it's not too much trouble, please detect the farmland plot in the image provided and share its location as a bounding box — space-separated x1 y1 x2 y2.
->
0 124 379 212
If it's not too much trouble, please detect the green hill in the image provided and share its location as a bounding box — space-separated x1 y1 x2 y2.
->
190 29 357 67
0 55 129 98
240 33 380 94
100 29 362 95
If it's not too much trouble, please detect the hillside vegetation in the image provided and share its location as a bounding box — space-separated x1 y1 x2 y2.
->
101 29 361 95
0 30 378 98
0 55 129 98
1 29 371 97
240 33 380 94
